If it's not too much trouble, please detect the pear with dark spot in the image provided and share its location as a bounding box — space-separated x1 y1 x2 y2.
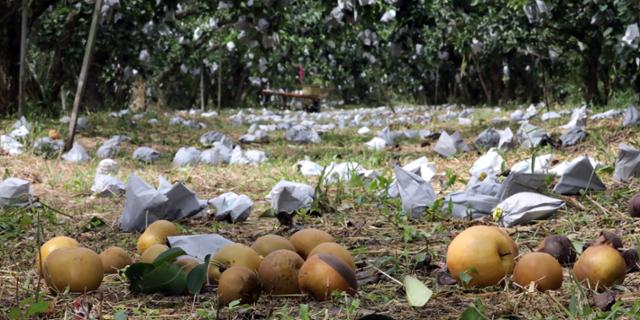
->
537 235 577 266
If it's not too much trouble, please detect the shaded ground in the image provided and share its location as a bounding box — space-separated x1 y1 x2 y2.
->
1 106 640 319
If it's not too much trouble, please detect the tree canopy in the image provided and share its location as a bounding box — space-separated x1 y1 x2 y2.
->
1 0 638 115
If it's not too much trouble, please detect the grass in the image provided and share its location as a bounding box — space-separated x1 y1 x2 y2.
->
1 105 640 319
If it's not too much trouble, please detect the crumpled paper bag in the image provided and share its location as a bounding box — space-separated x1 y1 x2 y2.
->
559 127 587 147
517 122 548 148
365 137 387 150
62 142 90 163
91 159 125 196
229 146 267 165
118 173 206 231
0 135 24 155
474 128 501 149
495 192 565 227
497 172 548 201
167 234 233 262
296 160 324 176
267 180 314 214
613 143 640 181
387 157 436 198
200 144 232 165
173 147 201 167
97 135 129 159
33 137 64 158
511 154 552 174
469 148 505 177
552 156 606 195
0 178 34 208
394 166 436 218
434 131 469 157
199 131 233 148
132 147 160 163
210 192 253 223
285 125 321 143
622 105 640 127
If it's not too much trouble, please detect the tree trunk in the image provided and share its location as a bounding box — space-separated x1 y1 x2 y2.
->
581 44 603 105
65 0 103 151
47 10 80 107
217 59 222 111
200 63 207 110
17 0 28 117
470 53 492 103
0 15 21 116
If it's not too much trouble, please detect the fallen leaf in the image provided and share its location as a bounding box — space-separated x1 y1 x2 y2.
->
403 275 432 307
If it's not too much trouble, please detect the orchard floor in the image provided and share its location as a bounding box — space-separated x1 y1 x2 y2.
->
1 106 640 319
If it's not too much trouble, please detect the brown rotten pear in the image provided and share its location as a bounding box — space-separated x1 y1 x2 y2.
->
99 246 132 273
258 249 304 294
446 225 517 287
512 252 563 291
217 266 261 306
289 228 335 259
44 247 104 293
251 234 296 257
37 236 79 274
537 235 577 266
308 242 356 271
298 253 357 301
573 245 626 289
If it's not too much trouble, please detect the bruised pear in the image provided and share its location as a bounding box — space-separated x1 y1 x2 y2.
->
592 231 623 250
44 247 103 293
37 236 79 274
537 235 577 266
512 252 563 291
140 244 169 263
99 246 132 273
258 250 304 294
251 234 296 257
289 228 335 259
308 242 356 271
574 245 626 289
298 253 357 301
217 266 261 306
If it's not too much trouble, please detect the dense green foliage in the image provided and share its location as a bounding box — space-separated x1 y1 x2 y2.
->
0 0 638 115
